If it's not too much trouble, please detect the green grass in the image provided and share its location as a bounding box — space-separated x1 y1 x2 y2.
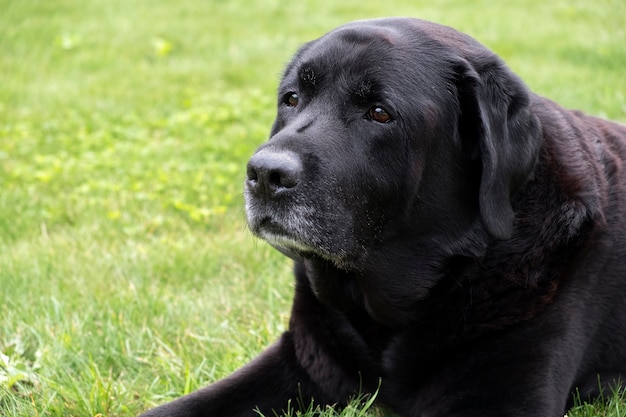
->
1 0 625 416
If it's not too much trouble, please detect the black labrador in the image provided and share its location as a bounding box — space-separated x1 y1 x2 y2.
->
140 17 626 417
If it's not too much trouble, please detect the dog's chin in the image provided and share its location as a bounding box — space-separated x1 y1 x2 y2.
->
252 223 355 268
247 216 316 261
259 231 310 261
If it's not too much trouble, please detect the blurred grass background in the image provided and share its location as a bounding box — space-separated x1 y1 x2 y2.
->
1 0 625 416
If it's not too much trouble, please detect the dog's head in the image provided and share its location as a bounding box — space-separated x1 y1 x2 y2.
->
244 18 541 270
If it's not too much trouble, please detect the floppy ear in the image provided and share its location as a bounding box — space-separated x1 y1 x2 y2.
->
454 58 542 239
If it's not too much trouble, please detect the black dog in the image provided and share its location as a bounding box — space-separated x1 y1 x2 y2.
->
140 18 626 417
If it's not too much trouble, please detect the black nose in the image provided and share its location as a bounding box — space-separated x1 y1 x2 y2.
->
246 149 302 198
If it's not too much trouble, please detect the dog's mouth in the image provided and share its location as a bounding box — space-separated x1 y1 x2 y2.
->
250 216 362 270
245 194 360 268
251 217 314 261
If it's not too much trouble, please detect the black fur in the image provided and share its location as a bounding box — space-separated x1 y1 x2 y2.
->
139 18 626 417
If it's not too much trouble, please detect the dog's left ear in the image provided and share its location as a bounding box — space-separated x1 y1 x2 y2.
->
453 57 542 239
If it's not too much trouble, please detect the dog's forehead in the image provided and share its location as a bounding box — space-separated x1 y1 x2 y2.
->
282 18 481 89
287 18 485 78
295 22 406 70
282 25 412 90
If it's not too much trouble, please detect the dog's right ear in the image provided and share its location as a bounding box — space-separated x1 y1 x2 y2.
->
452 57 542 240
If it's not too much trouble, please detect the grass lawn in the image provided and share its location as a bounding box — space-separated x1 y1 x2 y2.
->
1 0 625 416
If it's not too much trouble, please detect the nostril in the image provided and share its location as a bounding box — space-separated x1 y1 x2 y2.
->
246 165 259 182
268 171 283 188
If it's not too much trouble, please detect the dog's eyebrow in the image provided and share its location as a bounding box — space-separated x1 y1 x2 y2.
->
299 65 317 90
352 79 380 103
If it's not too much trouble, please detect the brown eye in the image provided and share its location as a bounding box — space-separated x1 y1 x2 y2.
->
284 92 299 107
368 106 392 123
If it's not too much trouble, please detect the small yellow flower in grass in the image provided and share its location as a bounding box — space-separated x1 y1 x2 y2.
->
107 210 121 220
152 37 173 57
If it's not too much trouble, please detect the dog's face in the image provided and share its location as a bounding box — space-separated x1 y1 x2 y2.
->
244 18 541 271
